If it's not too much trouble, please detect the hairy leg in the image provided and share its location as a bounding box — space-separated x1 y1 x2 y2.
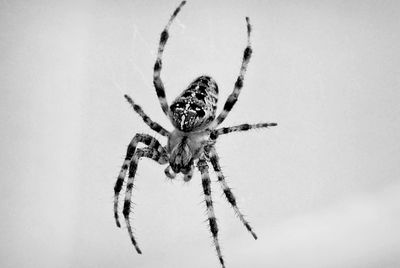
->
210 17 252 128
208 146 257 239
124 94 170 137
213 122 277 137
197 158 225 268
153 1 187 116
123 147 168 254
114 134 167 227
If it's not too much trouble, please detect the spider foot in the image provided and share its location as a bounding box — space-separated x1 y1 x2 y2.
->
125 218 142 254
219 257 225 268
114 212 121 228
246 224 258 240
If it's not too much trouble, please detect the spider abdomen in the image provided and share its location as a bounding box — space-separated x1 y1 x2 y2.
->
169 75 218 132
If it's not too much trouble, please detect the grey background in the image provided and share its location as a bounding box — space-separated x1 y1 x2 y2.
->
1 0 400 267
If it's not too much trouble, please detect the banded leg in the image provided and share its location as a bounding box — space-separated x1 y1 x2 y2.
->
123 147 168 254
208 146 258 240
215 122 277 137
197 159 225 268
114 134 167 227
210 17 253 128
153 1 187 116
124 94 170 137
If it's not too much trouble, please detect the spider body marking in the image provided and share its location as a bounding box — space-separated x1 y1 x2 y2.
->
170 75 218 133
114 2 277 267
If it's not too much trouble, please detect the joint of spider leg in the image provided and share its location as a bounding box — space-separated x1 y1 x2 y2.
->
235 75 244 89
114 177 124 193
122 200 131 217
244 46 252 60
208 130 219 141
160 30 169 46
204 197 213 209
241 124 252 131
128 164 138 178
125 180 135 191
208 217 219 235
202 182 211 197
223 96 237 112
153 59 162 73
223 188 236 206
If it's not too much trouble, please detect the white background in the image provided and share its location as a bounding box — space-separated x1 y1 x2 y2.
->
1 0 400 267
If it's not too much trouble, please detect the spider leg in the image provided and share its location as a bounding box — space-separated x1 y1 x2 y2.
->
208 146 258 240
215 122 277 137
123 147 168 254
114 134 167 227
153 1 187 116
197 158 225 268
124 94 170 137
209 17 252 129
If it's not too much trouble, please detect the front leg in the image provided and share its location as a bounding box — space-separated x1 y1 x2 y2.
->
209 17 253 129
114 134 167 227
153 1 187 116
124 94 170 137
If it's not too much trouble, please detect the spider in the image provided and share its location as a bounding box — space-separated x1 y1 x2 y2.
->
114 1 277 267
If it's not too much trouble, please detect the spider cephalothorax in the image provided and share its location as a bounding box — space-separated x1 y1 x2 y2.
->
114 1 277 268
168 128 209 174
